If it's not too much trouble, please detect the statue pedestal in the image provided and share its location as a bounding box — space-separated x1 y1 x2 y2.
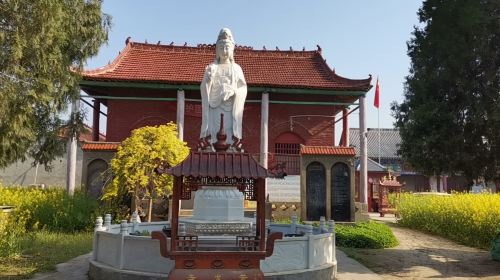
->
192 186 244 221
182 186 254 236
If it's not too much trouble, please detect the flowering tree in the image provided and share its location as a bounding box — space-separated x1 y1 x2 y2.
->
102 123 189 222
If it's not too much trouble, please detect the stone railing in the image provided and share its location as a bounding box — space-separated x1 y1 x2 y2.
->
90 213 336 280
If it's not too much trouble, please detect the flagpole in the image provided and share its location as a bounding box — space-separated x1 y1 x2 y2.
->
378 105 381 164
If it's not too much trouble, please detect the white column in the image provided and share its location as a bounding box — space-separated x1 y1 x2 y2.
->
176 89 185 141
260 92 269 168
66 98 79 196
359 96 368 204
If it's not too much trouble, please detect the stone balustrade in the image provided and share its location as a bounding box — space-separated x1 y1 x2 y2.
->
90 214 337 280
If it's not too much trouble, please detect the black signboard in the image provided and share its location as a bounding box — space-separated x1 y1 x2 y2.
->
306 162 326 221
331 163 350 221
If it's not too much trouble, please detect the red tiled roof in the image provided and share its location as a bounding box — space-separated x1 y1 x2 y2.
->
81 142 120 151
81 42 372 91
300 145 356 156
379 176 403 187
167 151 270 179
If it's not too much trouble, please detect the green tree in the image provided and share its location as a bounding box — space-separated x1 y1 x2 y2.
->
103 124 189 222
0 0 111 168
392 0 500 185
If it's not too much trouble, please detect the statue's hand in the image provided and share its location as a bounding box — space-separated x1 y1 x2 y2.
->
222 84 235 100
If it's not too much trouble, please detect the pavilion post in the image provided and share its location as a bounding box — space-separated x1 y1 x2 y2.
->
260 92 269 168
176 89 185 141
332 114 336 146
170 176 181 252
359 96 368 204
92 99 100 141
257 178 266 251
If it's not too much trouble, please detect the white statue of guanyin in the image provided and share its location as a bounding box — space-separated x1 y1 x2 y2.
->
199 28 247 151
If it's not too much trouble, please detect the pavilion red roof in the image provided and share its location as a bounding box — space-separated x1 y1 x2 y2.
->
167 151 270 179
81 142 120 151
300 145 356 156
81 41 372 91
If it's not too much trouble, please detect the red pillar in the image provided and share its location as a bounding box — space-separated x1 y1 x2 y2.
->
92 99 100 141
332 115 336 146
341 108 349 146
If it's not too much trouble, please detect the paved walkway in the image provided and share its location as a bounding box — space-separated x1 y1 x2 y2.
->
336 249 382 280
349 213 500 279
31 253 90 280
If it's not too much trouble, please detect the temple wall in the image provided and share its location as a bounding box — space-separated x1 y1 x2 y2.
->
105 99 335 155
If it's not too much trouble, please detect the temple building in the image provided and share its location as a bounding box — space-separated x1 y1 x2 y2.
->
79 39 373 219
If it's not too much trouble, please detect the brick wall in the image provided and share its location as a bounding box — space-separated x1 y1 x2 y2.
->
105 94 338 154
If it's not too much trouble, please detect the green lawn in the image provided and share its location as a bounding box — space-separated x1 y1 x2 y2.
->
0 231 93 280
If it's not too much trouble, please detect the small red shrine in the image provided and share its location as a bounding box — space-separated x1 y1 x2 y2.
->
152 121 282 279
376 175 403 217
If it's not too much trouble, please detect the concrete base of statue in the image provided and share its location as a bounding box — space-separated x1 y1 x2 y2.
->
192 186 244 220
182 186 254 236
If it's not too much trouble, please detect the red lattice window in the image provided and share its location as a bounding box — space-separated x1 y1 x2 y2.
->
275 143 301 155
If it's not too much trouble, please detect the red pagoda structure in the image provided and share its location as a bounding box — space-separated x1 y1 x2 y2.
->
79 38 374 217
80 40 371 182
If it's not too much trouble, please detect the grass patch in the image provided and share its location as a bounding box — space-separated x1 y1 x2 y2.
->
0 231 93 279
336 221 399 248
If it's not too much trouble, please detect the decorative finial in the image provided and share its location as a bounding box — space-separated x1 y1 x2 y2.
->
170 41 174 46
302 47 305 51
125 36 131 45
316 44 322 53
276 46 280 51
289 46 293 51
263 46 266 50
183 42 188 46
145 39 148 44
157 41 161 45
214 113 230 152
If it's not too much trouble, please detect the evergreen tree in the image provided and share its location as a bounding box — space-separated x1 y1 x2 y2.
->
392 0 500 183
0 0 111 168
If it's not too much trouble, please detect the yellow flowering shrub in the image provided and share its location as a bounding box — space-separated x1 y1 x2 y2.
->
102 123 189 201
0 185 98 232
397 192 500 249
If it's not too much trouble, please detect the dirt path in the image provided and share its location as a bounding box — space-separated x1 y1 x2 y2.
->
341 223 500 280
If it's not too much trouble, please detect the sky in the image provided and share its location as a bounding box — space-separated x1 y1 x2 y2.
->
84 0 423 132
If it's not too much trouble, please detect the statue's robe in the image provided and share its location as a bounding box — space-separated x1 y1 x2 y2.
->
200 62 247 144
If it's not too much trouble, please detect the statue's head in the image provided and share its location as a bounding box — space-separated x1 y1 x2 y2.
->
216 28 235 63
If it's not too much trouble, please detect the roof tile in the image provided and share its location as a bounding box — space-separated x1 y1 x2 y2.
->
300 145 356 156
81 42 372 91
167 151 270 179
349 128 401 159
81 142 120 151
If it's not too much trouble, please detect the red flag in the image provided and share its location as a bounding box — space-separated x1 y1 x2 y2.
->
374 78 380 108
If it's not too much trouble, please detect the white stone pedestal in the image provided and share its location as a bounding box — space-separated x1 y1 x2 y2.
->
183 186 254 235
192 186 244 221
